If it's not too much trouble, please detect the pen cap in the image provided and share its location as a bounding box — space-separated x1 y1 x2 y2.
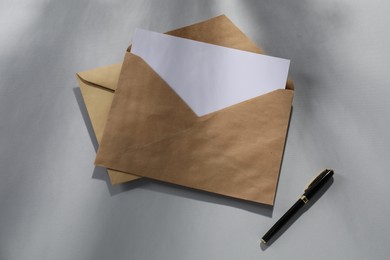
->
304 169 334 200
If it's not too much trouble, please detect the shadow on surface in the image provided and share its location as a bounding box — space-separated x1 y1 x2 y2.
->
94 164 274 216
260 176 334 250
73 87 99 151
73 87 150 194
142 179 274 217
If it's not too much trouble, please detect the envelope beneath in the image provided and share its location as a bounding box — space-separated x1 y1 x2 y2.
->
76 64 140 184
94 15 294 205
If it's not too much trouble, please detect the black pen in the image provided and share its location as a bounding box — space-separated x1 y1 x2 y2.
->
261 169 334 245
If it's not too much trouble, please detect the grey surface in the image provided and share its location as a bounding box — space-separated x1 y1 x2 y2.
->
1 0 389 259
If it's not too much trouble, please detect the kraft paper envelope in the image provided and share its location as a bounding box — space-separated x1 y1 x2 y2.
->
76 64 140 184
77 15 293 186
94 15 294 205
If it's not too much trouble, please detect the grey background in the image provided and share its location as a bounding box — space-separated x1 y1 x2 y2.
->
1 0 389 259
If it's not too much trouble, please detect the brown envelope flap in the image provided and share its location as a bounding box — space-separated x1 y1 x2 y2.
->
167 14 293 90
176 14 292 90
77 63 122 92
126 14 294 90
127 15 260 54
95 52 293 204
166 15 263 54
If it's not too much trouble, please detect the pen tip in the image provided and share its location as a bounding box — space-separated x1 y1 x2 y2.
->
261 239 267 244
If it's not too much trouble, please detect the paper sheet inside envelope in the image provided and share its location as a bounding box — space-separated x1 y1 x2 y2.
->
131 28 290 116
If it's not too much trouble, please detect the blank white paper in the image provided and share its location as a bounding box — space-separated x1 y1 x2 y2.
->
131 28 290 117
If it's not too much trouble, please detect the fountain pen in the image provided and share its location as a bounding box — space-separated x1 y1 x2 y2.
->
261 169 334 244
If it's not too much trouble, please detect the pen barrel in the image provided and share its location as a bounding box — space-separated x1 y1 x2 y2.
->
262 199 305 243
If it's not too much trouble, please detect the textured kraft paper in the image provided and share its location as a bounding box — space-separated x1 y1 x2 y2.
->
94 15 294 205
77 15 293 186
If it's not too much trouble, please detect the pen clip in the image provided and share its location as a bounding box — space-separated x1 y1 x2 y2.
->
304 169 331 192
